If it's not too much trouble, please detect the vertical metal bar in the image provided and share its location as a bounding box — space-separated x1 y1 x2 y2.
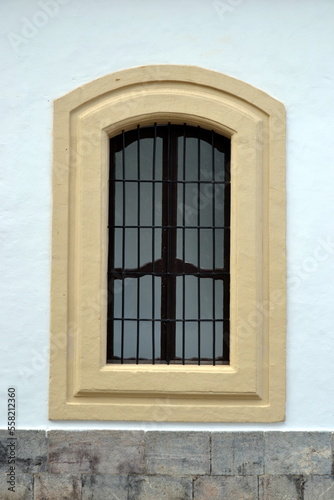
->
107 138 116 362
197 128 201 365
121 131 126 364
152 123 157 363
166 124 172 364
161 124 177 363
223 143 231 363
211 130 216 365
161 126 169 362
182 124 186 364
136 125 141 364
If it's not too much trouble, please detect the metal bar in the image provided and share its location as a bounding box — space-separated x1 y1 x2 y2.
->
160 125 177 362
111 318 229 322
114 225 228 229
113 179 229 184
121 130 126 364
110 260 226 278
223 143 231 363
152 123 157 363
197 128 201 365
211 131 216 364
136 125 140 364
106 138 116 362
160 127 169 361
182 124 186 364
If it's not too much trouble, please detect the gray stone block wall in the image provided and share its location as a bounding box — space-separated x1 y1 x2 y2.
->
0 430 333 499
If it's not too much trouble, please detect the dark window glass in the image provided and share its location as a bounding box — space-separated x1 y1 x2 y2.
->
107 124 230 365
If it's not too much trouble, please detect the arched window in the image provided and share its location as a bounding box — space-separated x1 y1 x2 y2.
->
108 124 230 365
50 66 286 422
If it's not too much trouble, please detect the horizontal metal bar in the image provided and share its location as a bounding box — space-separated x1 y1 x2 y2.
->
109 318 229 322
109 258 226 279
107 358 229 364
113 179 230 184
112 225 230 230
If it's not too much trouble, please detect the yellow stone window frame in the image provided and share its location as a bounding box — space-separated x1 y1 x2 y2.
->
49 65 286 422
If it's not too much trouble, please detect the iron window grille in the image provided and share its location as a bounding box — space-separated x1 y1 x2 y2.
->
107 123 230 365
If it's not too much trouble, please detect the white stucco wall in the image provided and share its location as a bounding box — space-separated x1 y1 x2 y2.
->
1 0 334 430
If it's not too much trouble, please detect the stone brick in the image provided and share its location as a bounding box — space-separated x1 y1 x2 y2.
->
304 475 334 500
194 475 258 500
0 472 33 500
48 430 146 474
82 475 129 500
265 432 331 475
211 432 264 475
129 475 192 500
145 431 210 475
0 430 47 473
34 473 81 500
259 475 305 500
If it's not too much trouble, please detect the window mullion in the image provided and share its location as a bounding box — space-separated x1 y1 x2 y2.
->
160 125 178 362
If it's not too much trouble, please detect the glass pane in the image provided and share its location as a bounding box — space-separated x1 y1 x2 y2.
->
214 279 224 320
200 229 213 269
112 279 123 318
140 228 153 267
124 229 137 268
114 150 123 180
183 183 198 227
214 149 227 182
119 277 137 319
123 141 138 180
175 276 184 320
199 140 213 181
114 227 123 268
122 320 137 359
175 320 183 360
198 183 213 226
153 182 162 227
113 319 122 359
140 182 153 226
214 182 225 226
215 321 224 360
199 322 213 360
139 138 153 180
176 228 183 262
184 229 198 266
214 229 224 269
185 137 198 181
184 321 198 360
184 276 198 319
114 181 123 226
153 136 163 182
199 279 213 319
124 182 137 226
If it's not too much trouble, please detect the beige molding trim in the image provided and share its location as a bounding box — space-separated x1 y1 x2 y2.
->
50 65 286 422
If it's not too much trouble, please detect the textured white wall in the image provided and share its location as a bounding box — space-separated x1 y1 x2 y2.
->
1 0 334 430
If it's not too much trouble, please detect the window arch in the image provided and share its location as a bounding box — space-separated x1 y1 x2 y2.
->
50 65 286 422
